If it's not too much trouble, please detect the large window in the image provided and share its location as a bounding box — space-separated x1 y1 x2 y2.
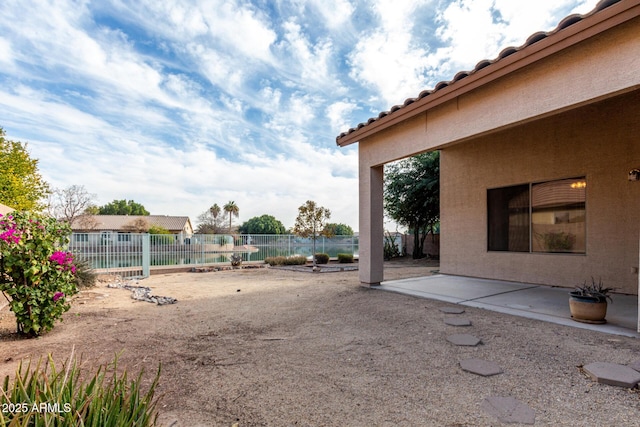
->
488 177 586 254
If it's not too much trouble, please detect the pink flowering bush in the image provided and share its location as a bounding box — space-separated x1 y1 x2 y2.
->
0 211 78 336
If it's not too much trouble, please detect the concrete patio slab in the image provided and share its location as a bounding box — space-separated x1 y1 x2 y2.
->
444 317 472 326
446 334 482 346
382 275 537 303
460 358 503 376
583 362 640 388
482 396 535 425
378 274 639 338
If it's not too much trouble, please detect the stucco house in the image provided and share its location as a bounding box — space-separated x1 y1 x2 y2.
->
337 0 640 308
70 214 194 243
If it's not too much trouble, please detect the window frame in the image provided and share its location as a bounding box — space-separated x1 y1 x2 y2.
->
487 176 586 255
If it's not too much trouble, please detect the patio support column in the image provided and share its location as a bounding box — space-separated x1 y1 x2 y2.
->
359 164 384 286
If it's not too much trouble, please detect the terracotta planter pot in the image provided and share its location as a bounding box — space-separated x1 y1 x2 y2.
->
569 295 607 324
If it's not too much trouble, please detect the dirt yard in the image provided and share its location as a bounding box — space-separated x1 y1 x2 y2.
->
1 259 639 426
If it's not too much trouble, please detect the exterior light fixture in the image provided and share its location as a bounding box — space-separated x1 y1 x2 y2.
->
629 168 640 182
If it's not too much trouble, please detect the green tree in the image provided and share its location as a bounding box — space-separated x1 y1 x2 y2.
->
148 224 174 244
195 204 224 234
223 201 239 232
97 199 149 215
384 151 439 259
84 205 99 215
324 223 354 236
239 214 286 234
148 224 170 234
0 128 50 211
293 200 333 267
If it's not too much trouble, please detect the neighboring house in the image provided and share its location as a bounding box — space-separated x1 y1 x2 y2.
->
70 215 194 244
0 203 14 216
337 0 640 310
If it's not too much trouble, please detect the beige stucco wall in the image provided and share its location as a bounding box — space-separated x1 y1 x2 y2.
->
440 91 640 294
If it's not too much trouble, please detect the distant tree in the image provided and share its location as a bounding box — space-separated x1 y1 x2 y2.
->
195 204 225 234
384 151 439 259
239 215 286 234
97 199 149 215
47 185 97 224
293 200 333 267
148 224 174 244
0 127 50 211
324 223 354 236
84 205 99 215
148 224 170 234
223 201 239 232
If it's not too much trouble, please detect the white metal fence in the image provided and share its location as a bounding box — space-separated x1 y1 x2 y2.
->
68 233 359 278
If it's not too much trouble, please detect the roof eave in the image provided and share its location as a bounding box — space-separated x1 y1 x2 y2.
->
336 0 640 147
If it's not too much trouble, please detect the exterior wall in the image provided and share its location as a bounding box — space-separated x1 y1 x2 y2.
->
440 91 640 294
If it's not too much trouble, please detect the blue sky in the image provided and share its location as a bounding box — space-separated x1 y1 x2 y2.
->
0 0 599 230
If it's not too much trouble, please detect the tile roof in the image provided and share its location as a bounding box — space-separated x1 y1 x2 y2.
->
71 215 192 233
336 0 630 146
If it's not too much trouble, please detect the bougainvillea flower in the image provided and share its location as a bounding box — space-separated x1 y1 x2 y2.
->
53 292 65 302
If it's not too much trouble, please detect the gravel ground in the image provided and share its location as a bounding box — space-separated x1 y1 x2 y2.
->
1 259 639 426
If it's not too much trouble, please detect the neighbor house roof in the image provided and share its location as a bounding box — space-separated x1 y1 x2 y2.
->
71 215 193 233
336 0 639 147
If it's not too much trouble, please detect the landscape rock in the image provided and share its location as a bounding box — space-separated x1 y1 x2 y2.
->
583 362 640 388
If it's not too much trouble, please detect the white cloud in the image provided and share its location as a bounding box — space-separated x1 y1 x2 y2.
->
0 37 14 69
348 0 433 107
275 19 343 94
429 0 601 81
309 0 355 29
326 101 360 134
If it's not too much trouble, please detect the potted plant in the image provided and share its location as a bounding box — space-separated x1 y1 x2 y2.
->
569 277 613 324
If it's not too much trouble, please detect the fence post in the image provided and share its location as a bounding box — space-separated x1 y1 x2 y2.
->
142 234 150 278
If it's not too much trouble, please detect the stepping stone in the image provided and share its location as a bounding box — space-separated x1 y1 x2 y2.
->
460 358 503 377
628 360 640 373
445 317 472 326
482 396 535 425
446 334 481 346
439 307 465 314
583 362 640 388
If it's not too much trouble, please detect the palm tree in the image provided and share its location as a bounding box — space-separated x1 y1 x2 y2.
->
210 204 221 221
223 201 239 232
